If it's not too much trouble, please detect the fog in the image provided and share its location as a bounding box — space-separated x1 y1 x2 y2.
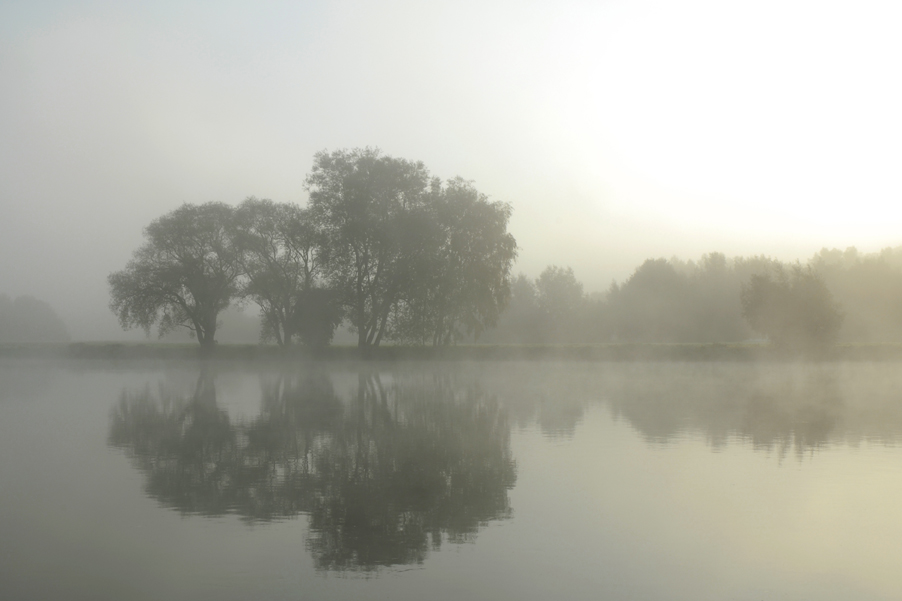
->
3 0 902 340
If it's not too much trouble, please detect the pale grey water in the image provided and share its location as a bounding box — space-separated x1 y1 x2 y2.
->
2 359 902 600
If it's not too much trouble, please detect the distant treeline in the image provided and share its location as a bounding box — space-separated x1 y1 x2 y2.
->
483 247 902 346
0 294 70 343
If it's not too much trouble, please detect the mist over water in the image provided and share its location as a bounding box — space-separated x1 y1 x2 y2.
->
4 1 902 599
3 359 902 599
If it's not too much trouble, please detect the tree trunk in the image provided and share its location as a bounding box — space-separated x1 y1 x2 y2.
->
198 336 215 356
198 321 217 355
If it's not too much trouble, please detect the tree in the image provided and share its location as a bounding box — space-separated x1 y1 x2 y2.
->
606 259 691 342
293 288 343 348
0 294 70 343
740 264 844 352
809 247 902 343
478 273 543 344
392 178 517 345
306 148 431 348
108 202 242 351
534 265 584 341
234 197 336 347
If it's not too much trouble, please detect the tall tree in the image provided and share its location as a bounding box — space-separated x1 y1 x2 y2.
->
393 178 517 345
234 197 337 347
306 148 431 348
108 202 242 351
487 274 542 343
534 265 584 341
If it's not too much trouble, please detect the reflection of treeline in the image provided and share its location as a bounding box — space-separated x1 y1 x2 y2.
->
0 294 69 343
108 370 516 571
465 361 902 456
598 363 902 457
484 247 902 345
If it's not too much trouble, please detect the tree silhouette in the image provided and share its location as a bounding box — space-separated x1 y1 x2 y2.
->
306 148 432 348
108 203 242 351
392 178 517 345
234 197 335 347
741 264 844 352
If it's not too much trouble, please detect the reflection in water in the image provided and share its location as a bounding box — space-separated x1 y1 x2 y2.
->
472 362 902 456
108 362 902 577
109 369 516 571
600 364 902 456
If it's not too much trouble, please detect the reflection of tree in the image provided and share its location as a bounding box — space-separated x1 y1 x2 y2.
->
306 373 515 570
109 369 515 571
108 371 252 516
536 399 584 439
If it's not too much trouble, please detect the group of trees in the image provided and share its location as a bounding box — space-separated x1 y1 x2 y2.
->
740 264 843 352
109 148 517 351
483 251 861 351
108 146 901 354
808 246 902 343
483 254 767 344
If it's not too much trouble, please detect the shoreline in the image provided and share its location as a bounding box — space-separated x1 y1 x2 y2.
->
3 342 902 362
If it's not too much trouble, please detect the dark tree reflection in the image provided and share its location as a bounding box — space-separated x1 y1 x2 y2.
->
305 373 515 570
108 371 252 516
109 369 516 571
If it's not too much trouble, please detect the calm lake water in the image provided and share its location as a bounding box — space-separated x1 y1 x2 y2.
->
2 359 902 600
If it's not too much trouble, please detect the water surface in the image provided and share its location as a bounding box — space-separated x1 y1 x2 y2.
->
2 360 902 600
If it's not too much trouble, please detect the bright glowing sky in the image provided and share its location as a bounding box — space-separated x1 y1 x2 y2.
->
2 0 901 338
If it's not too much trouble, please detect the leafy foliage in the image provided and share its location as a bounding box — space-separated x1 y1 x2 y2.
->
306 148 433 348
392 178 517 345
307 150 517 348
109 149 518 349
740 265 844 352
108 202 242 350
234 197 334 346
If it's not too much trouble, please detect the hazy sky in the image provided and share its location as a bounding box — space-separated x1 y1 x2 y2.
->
2 0 901 339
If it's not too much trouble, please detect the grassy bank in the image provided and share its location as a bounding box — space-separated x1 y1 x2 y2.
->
4 341 902 362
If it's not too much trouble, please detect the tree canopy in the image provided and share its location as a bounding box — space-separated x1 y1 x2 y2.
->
392 177 517 345
306 148 433 348
306 149 516 348
108 202 242 350
234 197 336 347
109 149 517 350
740 264 844 352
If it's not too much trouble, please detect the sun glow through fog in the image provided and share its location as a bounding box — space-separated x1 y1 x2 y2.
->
550 0 902 242
2 0 902 336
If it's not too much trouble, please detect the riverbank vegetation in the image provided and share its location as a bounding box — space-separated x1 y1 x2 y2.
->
99 147 902 357
7 340 902 363
109 148 516 352
486 247 902 352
